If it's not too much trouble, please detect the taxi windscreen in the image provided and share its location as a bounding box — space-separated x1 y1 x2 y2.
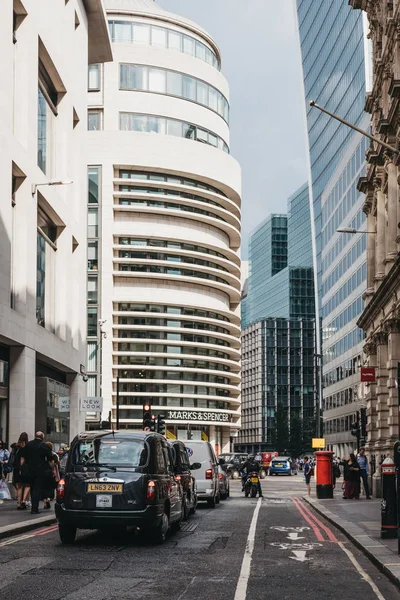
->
73 438 148 468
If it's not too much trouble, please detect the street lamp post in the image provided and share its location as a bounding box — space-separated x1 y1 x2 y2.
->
31 179 73 196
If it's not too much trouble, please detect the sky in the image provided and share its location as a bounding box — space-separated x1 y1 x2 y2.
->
160 0 308 257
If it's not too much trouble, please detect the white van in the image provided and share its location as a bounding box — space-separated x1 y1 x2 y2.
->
183 440 220 507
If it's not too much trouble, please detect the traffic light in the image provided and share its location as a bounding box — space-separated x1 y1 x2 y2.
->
142 403 152 430
150 416 157 432
360 407 367 438
157 414 166 435
351 419 360 438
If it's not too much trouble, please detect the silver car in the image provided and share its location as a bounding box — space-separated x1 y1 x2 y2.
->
218 465 230 500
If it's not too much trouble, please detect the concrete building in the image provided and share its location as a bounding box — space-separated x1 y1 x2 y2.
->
0 0 112 446
349 0 400 465
295 0 370 455
238 184 316 452
87 0 241 453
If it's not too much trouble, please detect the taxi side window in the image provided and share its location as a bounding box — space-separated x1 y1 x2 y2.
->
155 439 167 474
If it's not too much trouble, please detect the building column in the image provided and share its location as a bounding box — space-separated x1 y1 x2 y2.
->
363 341 378 449
374 331 390 448
221 428 231 454
374 178 386 284
384 318 400 447
66 373 86 440
8 346 36 443
365 206 376 299
385 161 398 267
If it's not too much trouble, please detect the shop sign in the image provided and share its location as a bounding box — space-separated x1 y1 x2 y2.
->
80 397 103 412
312 438 325 449
58 397 70 412
360 367 376 382
167 410 230 423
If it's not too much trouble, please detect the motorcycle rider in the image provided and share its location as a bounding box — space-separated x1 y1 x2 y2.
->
241 454 263 497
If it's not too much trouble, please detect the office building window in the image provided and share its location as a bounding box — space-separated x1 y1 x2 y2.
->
88 167 99 203
88 241 98 270
87 342 98 371
88 64 100 91
88 110 102 130
88 208 98 237
87 307 98 336
87 276 98 304
36 233 46 326
37 87 48 173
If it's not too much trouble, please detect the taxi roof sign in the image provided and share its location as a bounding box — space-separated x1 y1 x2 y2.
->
312 438 326 449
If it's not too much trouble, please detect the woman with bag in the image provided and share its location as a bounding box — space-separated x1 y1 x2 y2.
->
12 433 31 509
41 442 60 510
343 453 360 499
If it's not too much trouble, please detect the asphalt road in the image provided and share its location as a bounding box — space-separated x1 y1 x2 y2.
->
0 476 398 600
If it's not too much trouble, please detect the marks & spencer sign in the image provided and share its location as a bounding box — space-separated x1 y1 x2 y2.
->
167 410 230 423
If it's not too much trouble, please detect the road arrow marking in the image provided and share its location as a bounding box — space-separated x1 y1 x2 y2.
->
287 533 305 541
289 550 309 563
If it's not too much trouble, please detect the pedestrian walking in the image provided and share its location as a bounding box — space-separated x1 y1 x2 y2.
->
357 447 371 499
41 442 60 510
304 456 312 496
20 432 54 514
343 453 360 499
11 432 31 509
0 440 10 480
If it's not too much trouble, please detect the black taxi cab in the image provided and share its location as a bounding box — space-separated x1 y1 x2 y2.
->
55 431 183 544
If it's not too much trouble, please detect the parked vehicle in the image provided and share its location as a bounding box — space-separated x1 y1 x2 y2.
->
55 431 186 545
244 471 260 498
218 453 248 479
218 465 230 500
183 440 220 507
269 456 292 476
168 440 199 519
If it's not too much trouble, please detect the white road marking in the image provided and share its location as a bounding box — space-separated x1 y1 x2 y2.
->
270 526 310 532
338 541 386 600
289 550 309 562
286 532 305 540
233 497 262 600
270 542 322 550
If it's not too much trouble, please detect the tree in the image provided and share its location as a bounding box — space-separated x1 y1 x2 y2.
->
289 412 303 458
272 401 289 453
302 410 317 451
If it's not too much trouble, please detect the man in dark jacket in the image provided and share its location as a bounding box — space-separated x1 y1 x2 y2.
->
21 432 53 514
241 455 263 497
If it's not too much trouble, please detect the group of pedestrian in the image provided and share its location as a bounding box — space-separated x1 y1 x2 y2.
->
341 447 371 500
4 432 62 513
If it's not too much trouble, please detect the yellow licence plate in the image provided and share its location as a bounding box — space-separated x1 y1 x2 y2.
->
87 483 123 493
251 477 259 483
275 464 283 468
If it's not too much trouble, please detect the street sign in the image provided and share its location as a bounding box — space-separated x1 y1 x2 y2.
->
360 367 376 382
312 438 325 449
58 397 70 412
80 397 103 412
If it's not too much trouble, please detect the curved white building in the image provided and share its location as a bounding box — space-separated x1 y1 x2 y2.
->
87 0 241 453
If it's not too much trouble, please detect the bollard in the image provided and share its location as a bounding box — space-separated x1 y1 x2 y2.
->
315 451 334 499
381 457 398 539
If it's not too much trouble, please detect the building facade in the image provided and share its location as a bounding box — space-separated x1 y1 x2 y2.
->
0 0 112 446
87 0 241 453
238 184 316 452
349 0 400 463
296 0 371 454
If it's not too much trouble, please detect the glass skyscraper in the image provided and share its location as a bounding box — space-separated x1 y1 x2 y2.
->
296 0 369 454
239 184 316 452
243 183 314 326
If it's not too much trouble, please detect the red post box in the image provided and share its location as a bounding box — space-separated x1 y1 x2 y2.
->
315 451 334 499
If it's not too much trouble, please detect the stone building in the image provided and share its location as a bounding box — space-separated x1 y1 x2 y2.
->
350 0 400 463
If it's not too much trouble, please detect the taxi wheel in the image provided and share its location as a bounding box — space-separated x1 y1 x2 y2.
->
207 496 216 508
58 523 76 545
215 492 221 505
183 496 189 521
259 469 266 479
231 470 240 480
152 512 169 544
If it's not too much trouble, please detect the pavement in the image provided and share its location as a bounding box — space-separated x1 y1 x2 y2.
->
304 488 400 589
0 499 56 540
0 478 398 600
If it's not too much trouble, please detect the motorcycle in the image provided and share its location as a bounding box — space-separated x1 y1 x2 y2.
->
244 471 259 498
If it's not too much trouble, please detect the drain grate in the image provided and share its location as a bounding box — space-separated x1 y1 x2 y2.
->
180 522 199 533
